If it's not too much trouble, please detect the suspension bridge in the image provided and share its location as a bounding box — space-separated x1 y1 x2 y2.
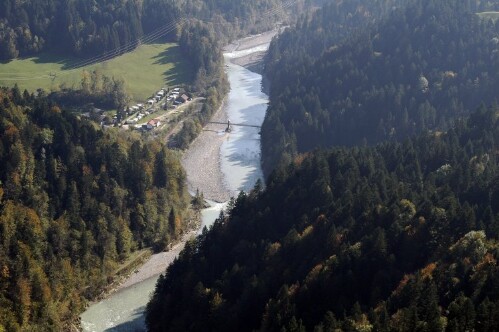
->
207 120 261 132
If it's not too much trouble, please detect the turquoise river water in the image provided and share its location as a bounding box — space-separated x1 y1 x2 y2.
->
80 46 269 331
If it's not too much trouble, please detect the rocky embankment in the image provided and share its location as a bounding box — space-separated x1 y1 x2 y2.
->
225 28 280 73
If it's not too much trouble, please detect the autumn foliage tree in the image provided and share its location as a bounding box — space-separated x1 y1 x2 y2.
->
0 87 190 330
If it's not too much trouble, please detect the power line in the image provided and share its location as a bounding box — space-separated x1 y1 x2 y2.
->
0 17 185 80
198 0 295 23
63 17 186 71
0 0 298 82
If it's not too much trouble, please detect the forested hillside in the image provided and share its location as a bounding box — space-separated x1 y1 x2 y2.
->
0 87 191 331
0 0 293 61
262 0 499 176
265 0 408 79
147 106 499 331
144 0 292 42
0 0 145 60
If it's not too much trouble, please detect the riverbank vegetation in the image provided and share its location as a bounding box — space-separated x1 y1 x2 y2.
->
0 87 191 330
170 20 228 149
166 0 305 149
147 105 499 331
262 0 499 176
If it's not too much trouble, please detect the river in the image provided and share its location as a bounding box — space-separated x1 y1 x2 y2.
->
80 41 270 331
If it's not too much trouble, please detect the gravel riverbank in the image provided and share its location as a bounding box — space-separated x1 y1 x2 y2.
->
181 101 234 203
182 29 279 203
114 230 197 292
227 28 280 72
110 29 278 293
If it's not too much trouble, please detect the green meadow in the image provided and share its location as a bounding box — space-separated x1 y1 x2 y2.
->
0 43 193 102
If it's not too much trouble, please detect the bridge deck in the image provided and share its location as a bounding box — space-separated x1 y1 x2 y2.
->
207 121 261 128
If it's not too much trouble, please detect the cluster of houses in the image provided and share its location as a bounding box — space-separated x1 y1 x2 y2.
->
82 85 193 130
167 88 191 107
74 86 198 135
143 87 191 111
119 86 192 129
124 103 154 125
147 88 167 106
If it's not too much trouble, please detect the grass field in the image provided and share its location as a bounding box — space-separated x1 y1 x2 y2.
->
0 43 194 102
477 11 499 22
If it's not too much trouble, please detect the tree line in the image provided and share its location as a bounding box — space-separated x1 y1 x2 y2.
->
0 0 144 60
147 104 499 331
0 0 294 61
0 87 191 331
0 1 323 330
48 69 130 113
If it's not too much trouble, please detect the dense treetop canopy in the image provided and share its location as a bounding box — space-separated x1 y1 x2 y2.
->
146 1 499 331
0 87 191 331
147 105 499 332
262 0 499 176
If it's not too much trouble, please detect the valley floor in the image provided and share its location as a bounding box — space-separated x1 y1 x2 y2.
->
88 26 278 306
181 29 279 203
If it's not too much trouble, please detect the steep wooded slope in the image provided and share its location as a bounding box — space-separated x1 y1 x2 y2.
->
147 106 499 331
0 87 190 330
262 0 499 175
